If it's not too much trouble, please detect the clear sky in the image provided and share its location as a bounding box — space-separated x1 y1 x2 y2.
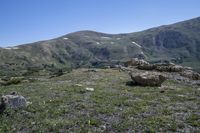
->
0 0 200 47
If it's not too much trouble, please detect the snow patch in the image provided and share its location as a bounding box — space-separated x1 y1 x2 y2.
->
177 95 185 97
132 42 142 48
141 51 144 55
110 42 114 44
86 87 94 91
4 47 12 50
4 47 19 50
63 38 69 40
75 84 83 87
96 42 100 45
116 38 121 40
101 37 111 39
12 47 19 49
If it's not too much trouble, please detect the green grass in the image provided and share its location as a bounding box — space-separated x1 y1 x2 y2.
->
0 68 199 132
187 114 200 127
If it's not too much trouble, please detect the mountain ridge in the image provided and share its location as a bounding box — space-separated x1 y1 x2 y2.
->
0 17 200 76
1 16 200 47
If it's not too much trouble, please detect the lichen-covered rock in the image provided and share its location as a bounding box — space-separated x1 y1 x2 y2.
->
2 94 27 109
134 62 184 73
155 64 184 72
129 72 166 86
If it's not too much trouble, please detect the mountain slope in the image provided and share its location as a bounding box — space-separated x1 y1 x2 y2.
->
0 17 200 76
127 17 200 69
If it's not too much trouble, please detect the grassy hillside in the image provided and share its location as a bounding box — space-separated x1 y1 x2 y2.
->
0 68 199 132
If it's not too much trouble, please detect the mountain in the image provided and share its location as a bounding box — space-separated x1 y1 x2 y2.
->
0 17 200 76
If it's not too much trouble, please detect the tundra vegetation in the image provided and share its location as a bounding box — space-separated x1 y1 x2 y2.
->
0 65 199 132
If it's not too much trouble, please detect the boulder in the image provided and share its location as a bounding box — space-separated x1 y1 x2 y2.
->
2 94 27 109
170 65 184 72
129 72 166 86
180 70 200 80
155 64 184 72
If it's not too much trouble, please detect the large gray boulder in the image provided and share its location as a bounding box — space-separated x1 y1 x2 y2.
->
2 94 27 109
129 72 166 86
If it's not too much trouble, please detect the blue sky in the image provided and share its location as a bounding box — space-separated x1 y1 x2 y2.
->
0 0 200 47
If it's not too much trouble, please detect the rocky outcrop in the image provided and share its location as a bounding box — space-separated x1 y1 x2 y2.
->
125 58 200 85
129 72 166 86
125 58 185 72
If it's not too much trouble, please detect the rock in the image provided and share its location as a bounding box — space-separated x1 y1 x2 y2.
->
180 70 200 80
86 69 98 72
155 64 184 72
159 85 168 93
184 66 193 70
85 87 94 91
137 64 156 70
2 94 27 109
125 58 149 67
129 72 166 86
171 65 184 72
75 84 83 87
